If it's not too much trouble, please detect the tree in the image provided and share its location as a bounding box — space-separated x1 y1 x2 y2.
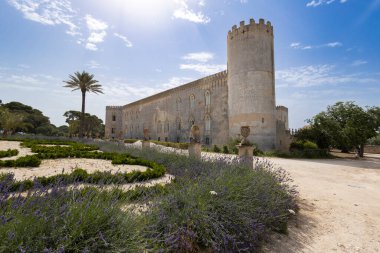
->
3 102 50 134
0 107 25 137
63 110 104 138
310 102 379 157
63 71 103 138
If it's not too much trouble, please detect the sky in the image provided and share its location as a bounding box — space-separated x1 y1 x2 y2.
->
0 0 379 129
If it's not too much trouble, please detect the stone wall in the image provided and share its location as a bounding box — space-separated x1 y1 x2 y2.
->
105 71 229 145
364 145 380 154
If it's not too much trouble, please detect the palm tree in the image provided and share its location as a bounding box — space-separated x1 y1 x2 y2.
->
63 71 103 138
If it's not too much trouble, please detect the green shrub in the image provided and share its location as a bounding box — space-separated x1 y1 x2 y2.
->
125 139 139 143
212 145 221 153
303 140 318 150
0 149 19 158
222 145 229 154
0 155 41 167
290 140 318 150
151 140 189 150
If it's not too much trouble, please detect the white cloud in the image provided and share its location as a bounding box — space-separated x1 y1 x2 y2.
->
162 77 194 89
84 15 108 51
290 42 313 50
88 31 107 43
351 60 368 66
86 60 101 69
325 42 343 47
306 0 347 7
173 0 210 24
290 41 343 50
114 33 133 48
85 14 108 31
198 0 205 6
240 0 248 3
276 64 377 87
180 63 226 75
8 0 80 36
85 43 98 51
182 52 214 62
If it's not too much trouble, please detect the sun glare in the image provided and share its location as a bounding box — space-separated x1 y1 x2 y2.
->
104 0 176 25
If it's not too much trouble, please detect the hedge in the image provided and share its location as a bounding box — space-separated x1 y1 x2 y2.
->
0 149 19 158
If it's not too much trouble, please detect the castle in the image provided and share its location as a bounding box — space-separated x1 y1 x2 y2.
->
105 18 291 151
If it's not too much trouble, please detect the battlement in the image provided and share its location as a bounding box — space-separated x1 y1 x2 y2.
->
228 18 273 39
276 105 288 111
106 106 123 110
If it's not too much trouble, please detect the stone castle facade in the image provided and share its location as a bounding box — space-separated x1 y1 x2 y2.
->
105 18 291 151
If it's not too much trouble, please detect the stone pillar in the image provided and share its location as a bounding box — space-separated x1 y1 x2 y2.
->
142 140 150 150
189 143 202 159
238 126 254 168
188 124 202 160
142 128 150 150
238 145 254 168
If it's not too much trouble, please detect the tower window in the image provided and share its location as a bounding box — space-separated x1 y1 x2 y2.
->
205 137 210 145
112 115 116 121
262 118 264 124
111 128 115 134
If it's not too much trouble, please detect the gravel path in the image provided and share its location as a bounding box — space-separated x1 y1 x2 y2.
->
264 156 380 253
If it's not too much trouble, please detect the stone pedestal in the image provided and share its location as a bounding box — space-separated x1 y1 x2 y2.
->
238 145 254 168
142 140 150 150
189 143 202 160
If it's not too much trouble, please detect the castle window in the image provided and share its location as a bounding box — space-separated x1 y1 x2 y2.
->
190 94 195 109
112 115 116 121
165 137 168 142
177 137 180 143
262 118 265 124
176 98 181 111
205 115 211 132
157 121 162 133
177 118 181 130
205 90 211 106
111 128 115 134
205 137 210 145
158 137 160 141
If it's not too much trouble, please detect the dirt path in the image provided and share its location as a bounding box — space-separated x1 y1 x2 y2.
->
264 155 380 253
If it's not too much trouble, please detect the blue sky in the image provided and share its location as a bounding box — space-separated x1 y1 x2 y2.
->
0 0 379 129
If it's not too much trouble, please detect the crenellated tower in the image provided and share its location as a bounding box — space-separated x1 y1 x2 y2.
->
227 18 276 150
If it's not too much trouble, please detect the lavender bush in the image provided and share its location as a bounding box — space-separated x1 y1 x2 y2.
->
0 175 144 252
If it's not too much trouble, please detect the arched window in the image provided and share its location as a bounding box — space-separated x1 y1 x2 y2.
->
176 98 181 111
164 120 169 133
190 94 195 109
205 114 211 132
176 118 181 130
157 121 162 133
205 90 211 106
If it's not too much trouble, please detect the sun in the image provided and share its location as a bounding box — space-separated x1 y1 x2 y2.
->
101 0 176 25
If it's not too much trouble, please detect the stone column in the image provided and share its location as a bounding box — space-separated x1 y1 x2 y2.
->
188 124 202 160
238 126 254 168
142 128 151 150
